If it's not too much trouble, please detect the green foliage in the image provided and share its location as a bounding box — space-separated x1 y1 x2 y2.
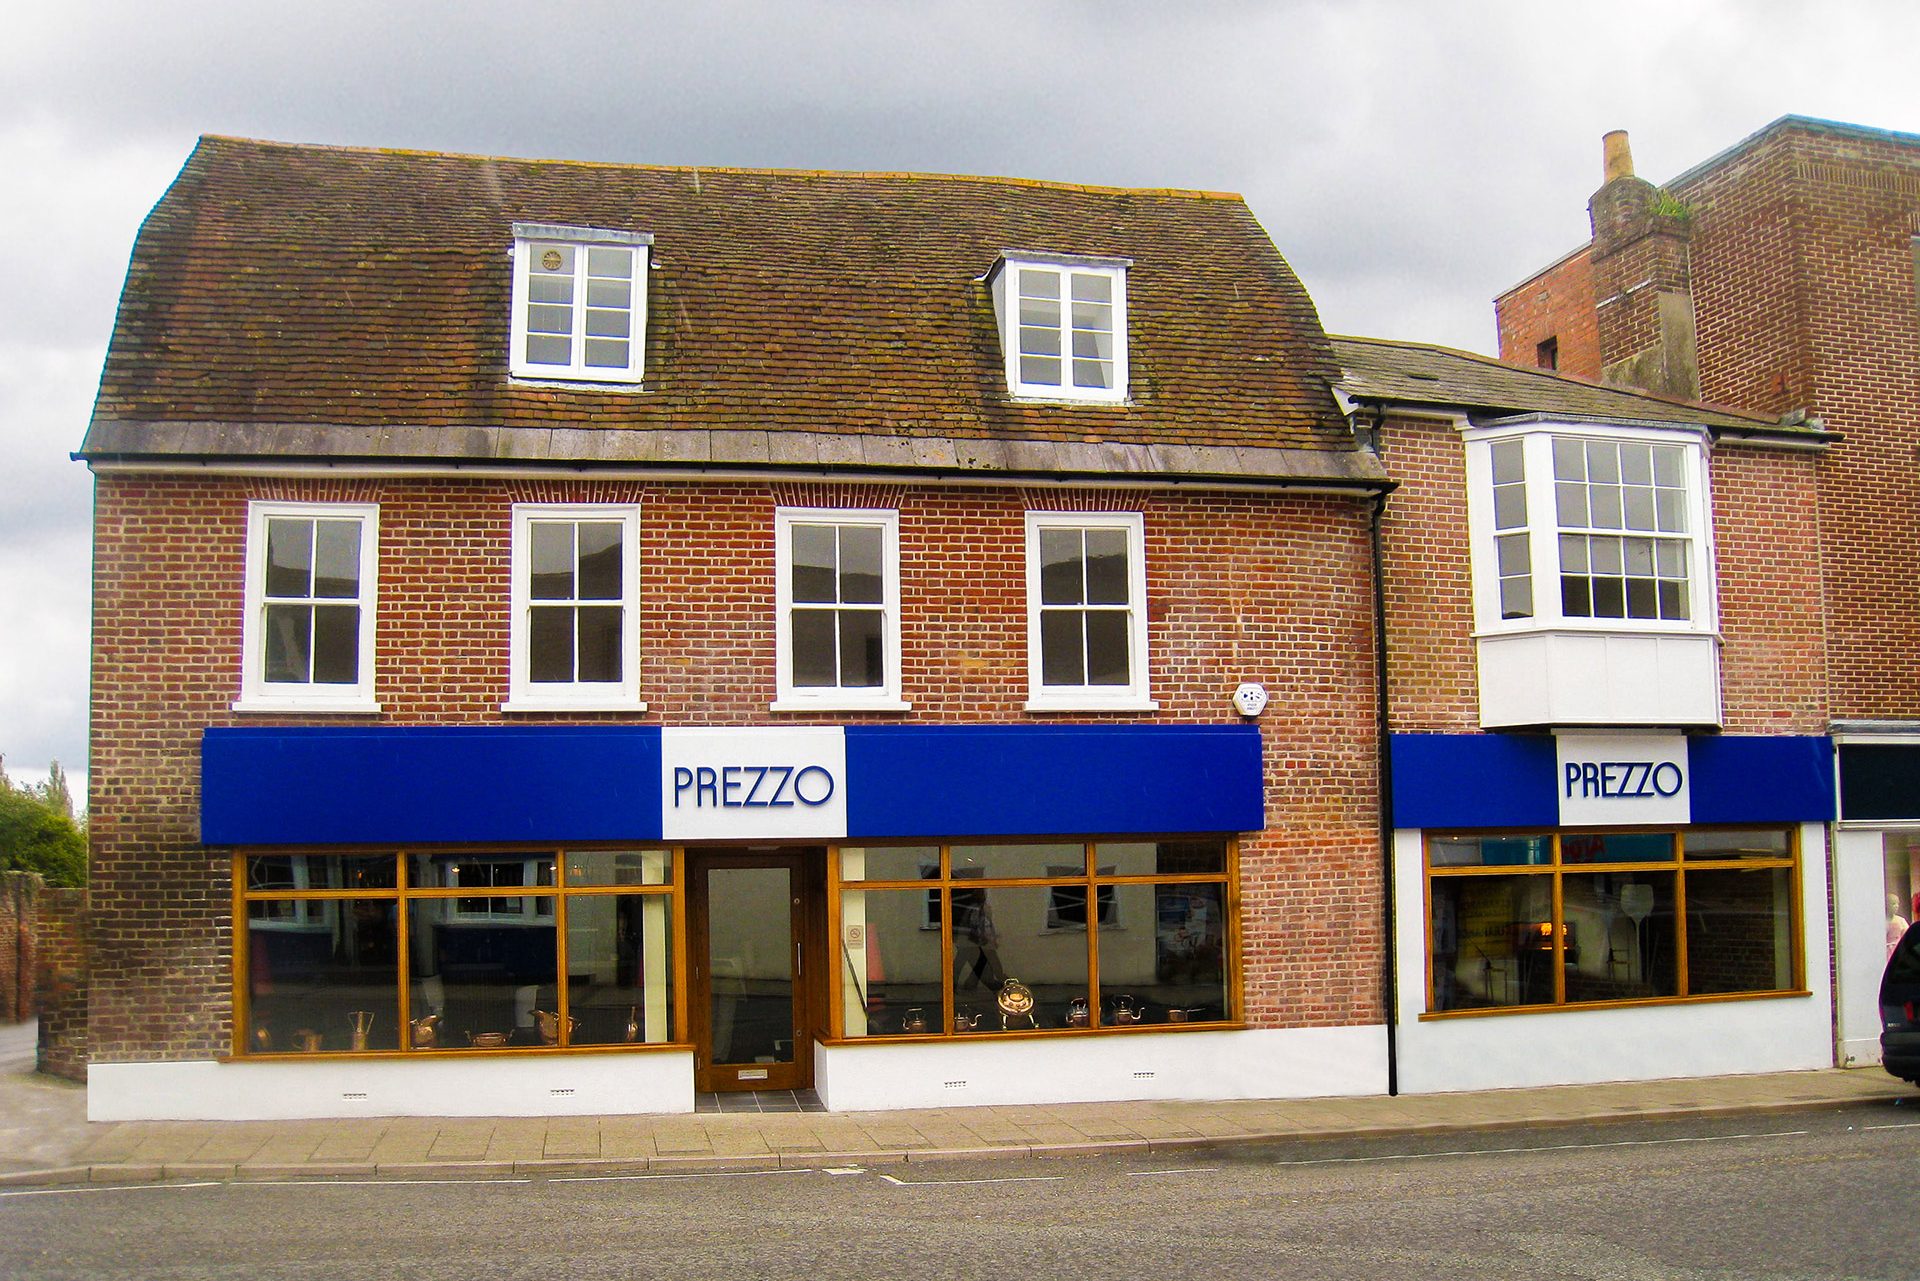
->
0 761 87 887
1651 189 1694 223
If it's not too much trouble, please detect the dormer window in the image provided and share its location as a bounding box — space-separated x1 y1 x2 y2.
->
509 223 651 384
990 252 1130 402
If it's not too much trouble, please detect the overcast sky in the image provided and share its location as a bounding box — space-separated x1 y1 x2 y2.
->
3 0 1915 800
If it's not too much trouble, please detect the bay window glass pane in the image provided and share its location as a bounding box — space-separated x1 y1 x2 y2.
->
791 525 837 603
1494 483 1527 529
408 897 557 1050
1624 486 1655 529
1040 611 1084 686
1588 441 1620 484
1653 446 1683 487
839 887 944 1036
525 333 571 365
1685 868 1792 994
839 526 884 604
791 610 836 686
585 278 629 308
1621 443 1653 486
247 853 398 892
1552 437 1585 480
310 604 360 684
1039 529 1083 604
576 523 623 599
1429 874 1553 1011
1492 439 1525 485
949 885 1087 1033
312 521 361 598
1072 358 1114 389
575 606 623 682
1591 577 1625 616
838 846 940 882
950 843 1083 880
1590 485 1623 529
263 603 311 682
1561 576 1592 617
1626 578 1657 618
1496 532 1530 577
1555 481 1589 527
1561 872 1677 1002
838 609 884 687
1084 528 1129 604
530 524 574 600
1499 576 1533 620
1658 581 1689 619
1084 611 1130 685
530 275 572 304
246 899 398 1054
1101 882 1229 1025
528 607 574 681
1098 841 1226 877
565 893 675 1045
566 849 670 886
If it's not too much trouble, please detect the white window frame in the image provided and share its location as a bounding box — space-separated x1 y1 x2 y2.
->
772 507 908 712
235 500 380 713
509 223 651 385
1024 510 1156 712
504 503 645 712
991 252 1131 403
1463 420 1718 638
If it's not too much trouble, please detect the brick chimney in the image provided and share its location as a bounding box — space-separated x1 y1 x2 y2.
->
1588 130 1700 400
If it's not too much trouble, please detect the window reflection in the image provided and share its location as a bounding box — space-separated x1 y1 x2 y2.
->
247 899 398 1053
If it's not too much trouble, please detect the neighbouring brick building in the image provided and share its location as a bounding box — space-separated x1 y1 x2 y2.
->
78 137 1396 1120
1496 115 1920 1072
1337 336 1836 1092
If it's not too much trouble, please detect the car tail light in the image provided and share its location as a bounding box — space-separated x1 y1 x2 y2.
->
1908 1001 1918 1023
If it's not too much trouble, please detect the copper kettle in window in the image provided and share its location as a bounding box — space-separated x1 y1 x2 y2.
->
533 1009 578 1045
1110 996 1142 1025
409 1014 441 1049
1064 997 1091 1028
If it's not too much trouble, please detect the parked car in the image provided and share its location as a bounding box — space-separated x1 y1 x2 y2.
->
1883 921 1920 1084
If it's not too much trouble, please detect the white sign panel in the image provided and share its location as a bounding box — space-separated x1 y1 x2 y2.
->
1554 733 1690 827
660 726 848 841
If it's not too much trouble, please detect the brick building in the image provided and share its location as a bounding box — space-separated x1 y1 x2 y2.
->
1336 335 1836 1092
1496 116 1920 1071
78 137 1396 1120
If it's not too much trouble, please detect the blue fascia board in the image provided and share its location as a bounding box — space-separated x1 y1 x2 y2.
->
1687 734 1834 824
1390 734 1560 829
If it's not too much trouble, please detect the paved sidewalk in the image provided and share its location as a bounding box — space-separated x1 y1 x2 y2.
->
1 1020 1911 1187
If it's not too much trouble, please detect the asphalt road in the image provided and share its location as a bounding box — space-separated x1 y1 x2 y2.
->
2 1106 1913 1280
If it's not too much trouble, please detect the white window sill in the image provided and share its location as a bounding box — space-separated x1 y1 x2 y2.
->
770 697 912 714
1024 696 1160 714
232 697 382 715
1472 621 1721 642
507 373 648 392
500 698 649 714
1008 388 1132 406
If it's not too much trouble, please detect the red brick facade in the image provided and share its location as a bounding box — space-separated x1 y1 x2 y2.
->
1495 250 1601 381
33 887 87 1082
1498 118 1920 722
87 474 1384 1060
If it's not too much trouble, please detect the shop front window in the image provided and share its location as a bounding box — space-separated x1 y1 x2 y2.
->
1426 827 1798 1014
237 848 675 1055
835 839 1235 1037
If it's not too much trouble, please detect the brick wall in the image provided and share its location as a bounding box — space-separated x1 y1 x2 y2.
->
1 871 41 1022
89 473 1386 1058
1377 412 1827 733
34 888 87 1081
1495 248 1602 380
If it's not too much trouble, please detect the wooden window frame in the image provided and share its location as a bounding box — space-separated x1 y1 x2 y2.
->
232 846 683 1059
825 837 1242 1041
235 500 380 714
1420 825 1806 1020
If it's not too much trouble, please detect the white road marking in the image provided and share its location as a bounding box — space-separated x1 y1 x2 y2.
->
824 1167 865 1175
0 1181 223 1199
239 1178 533 1187
1860 1121 1920 1131
1127 1167 1219 1177
880 1172 1062 1187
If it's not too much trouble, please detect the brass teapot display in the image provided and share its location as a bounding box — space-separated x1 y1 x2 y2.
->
996 978 1037 1030
952 1012 986 1034
532 1009 578 1045
900 1008 929 1034
1110 995 1143 1025
291 1028 324 1053
348 1010 376 1052
469 1030 510 1049
410 1014 441 1049
625 1006 640 1044
1064 996 1091 1028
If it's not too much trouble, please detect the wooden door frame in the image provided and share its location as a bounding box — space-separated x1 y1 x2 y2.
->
686 847 826 1093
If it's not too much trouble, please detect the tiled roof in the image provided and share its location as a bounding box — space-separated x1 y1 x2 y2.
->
1331 335 1833 442
82 136 1372 481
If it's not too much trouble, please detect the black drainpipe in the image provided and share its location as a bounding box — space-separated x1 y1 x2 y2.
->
1365 403 1399 1096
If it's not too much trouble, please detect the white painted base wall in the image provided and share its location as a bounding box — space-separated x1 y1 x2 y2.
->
1833 826 1892 1067
815 1025 1386 1111
1390 824 1836 1094
88 1051 696 1122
